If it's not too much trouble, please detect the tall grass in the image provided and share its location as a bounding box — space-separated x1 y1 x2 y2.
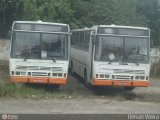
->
150 60 160 78
0 83 72 99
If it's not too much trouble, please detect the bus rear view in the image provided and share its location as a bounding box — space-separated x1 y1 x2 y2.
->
10 21 70 88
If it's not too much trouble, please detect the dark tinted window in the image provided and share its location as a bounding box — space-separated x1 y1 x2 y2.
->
97 27 149 36
14 23 68 32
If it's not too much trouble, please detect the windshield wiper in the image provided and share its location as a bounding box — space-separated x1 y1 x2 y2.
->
52 58 56 62
131 61 139 66
23 55 30 61
48 56 56 62
24 57 28 61
108 59 121 64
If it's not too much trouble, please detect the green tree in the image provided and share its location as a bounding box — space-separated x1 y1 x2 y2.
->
13 0 73 23
136 0 160 46
86 0 147 26
0 0 160 44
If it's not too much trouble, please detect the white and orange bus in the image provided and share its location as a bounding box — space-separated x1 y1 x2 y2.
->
70 25 150 90
10 21 70 88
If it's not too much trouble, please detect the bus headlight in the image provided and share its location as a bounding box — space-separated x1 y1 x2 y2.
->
135 76 145 80
131 76 134 80
146 76 149 80
135 76 139 80
96 74 110 79
140 76 145 80
58 73 63 77
52 73 57 77
48 73 51 77
52 73 66 78
11 71 14 75
14 71 26 76
16 72 20 75
64 73 67 78
96 74 98 78
28 72 31 76
112 75 115 79
100 74 104 78
105 75 110 78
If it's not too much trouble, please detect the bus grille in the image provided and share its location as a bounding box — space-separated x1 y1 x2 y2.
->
114 69 145 74
52 67 63 72
135 70 145 74
15 65 63 77
31 72 48 76
28 66 51 71
100 68 145 74
115 75 131 80
16 66 63 72
16 66 27 71
114 69 134 74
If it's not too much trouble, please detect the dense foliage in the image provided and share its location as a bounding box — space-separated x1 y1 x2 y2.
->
0 0 160 45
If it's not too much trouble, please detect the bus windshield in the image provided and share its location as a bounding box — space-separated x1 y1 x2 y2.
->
11 31 68 60
94 36 149 63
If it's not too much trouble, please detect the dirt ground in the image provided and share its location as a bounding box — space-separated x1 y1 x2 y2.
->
0 63 160 114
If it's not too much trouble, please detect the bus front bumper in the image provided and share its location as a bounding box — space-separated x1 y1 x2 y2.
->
92 79 150 87
10 76 67 85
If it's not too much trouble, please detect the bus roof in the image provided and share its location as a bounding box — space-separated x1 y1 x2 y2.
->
71 25 149 31
94 25 149 30
13 21 69 27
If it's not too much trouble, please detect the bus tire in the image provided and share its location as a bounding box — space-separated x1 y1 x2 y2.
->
123 86 135 91
84 70 92 88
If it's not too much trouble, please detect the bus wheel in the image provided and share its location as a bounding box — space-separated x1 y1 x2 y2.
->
84 71 92 88
123 86 135 91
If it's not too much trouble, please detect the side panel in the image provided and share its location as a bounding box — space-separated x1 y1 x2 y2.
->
70 48 90 78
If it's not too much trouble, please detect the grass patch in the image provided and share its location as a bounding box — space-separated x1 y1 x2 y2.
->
150 71 160 78
150 61 160 78
91 86 160 103
0 83 76 99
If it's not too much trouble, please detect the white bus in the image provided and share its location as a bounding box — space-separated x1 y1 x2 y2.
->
70 25 150 90
10 21 70 88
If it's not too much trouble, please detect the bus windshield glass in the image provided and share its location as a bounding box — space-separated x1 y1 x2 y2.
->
11 31 68 60
95 36 149 63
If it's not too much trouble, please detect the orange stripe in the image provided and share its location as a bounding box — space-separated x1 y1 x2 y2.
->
113 80 132 86
29 77 48 84
92 79 112 86
11 76 28 83
132 81 150 87
92 79 150 87
10 76 67 85
49 78 67 84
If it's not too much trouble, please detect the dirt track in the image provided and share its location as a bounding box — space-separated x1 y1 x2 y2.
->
0 73 160 114
0 98 159 114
